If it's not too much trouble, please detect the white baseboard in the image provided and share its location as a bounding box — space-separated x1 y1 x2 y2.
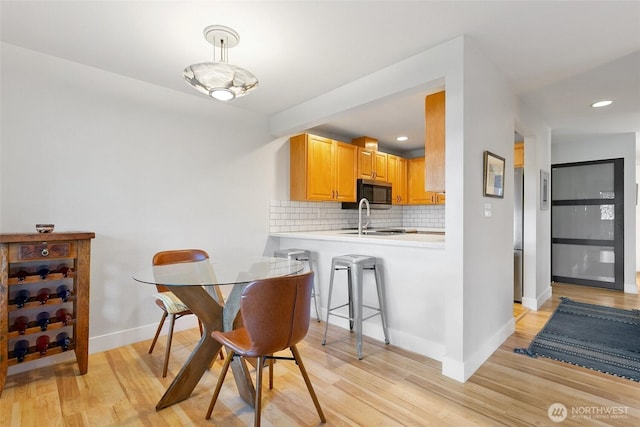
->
324 315 444 362
523 284 552 311
89 316 200 354
624 282 639 294
442 316 515 382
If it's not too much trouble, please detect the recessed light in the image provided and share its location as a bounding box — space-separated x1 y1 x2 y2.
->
591 100 612 108
396 136 408 142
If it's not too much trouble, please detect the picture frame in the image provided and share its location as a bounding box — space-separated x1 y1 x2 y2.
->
540 170 550 210
483 151 505 198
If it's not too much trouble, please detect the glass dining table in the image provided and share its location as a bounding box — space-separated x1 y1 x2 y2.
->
133 256 304 410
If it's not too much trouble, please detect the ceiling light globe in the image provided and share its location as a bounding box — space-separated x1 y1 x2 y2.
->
182 62 258 101
591 100 613 108
210 88 235 101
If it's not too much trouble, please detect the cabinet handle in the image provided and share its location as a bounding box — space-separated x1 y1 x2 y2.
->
336 190 339 198
41 242 49 257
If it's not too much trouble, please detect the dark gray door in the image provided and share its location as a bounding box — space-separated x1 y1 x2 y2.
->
551 158 624 290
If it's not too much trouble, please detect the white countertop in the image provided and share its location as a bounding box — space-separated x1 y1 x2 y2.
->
270 228 445 249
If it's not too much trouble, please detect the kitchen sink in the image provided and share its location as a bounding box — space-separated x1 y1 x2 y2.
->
340 228 445 236
341 228 407 235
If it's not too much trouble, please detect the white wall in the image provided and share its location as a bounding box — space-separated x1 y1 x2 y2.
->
1 37 547 382
515 103 553 309
0 43 289 354
457 37 516 377
551 133 637 293
269 36 519 382
637 132 640 271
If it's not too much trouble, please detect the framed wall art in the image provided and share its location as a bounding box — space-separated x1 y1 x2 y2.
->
483 151 505 198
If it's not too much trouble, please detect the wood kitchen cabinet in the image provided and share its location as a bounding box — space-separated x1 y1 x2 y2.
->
1 232 94 396
514 142 524 168
408 157 444 205
353 137 387 181
356 148 388 181
408 157 432 204
290 133 357 202
425 90 445 192
387 154 408 204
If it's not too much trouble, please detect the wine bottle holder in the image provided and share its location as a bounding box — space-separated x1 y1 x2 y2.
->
1 232 94 394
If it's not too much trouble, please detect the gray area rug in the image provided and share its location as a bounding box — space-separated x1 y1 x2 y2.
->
514 297 640 382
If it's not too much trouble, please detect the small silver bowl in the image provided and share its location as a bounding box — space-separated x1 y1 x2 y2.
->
36 224 55 233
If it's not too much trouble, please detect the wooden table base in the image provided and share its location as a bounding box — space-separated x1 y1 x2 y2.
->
155 284 255 410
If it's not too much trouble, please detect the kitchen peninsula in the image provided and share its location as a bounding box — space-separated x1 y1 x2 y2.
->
269 227 448 361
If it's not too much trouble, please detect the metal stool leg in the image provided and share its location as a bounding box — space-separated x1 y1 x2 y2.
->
347 266 354 331
353 264 364 360
374 264 390 345
307 258 321 322
321 259 337 345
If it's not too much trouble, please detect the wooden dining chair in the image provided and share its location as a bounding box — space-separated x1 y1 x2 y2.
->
205 271 326 427
149 249 225 378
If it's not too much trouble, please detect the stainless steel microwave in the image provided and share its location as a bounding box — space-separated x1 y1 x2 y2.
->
342 179 392 209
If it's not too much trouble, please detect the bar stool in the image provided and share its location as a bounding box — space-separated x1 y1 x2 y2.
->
274 248 320 321
322 254 389 359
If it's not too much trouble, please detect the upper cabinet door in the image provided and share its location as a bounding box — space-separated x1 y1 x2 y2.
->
408 157 433 204
387 154 407 204
357 148 375 179
374 151 388 181
514 142 524 168
289 134 357 202
425 91 445 192
307 135 335 200
334 142 357 201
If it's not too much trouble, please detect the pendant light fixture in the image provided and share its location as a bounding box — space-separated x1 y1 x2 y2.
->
183 25 258 101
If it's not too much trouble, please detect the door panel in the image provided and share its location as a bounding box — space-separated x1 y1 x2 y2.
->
551 159 624 290
552 243 615 285
551 205 615 240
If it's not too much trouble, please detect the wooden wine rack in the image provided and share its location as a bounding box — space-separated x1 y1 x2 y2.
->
0 232 94 396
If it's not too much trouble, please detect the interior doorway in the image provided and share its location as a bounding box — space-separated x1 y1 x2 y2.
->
551 158 624 290
514 133 524 303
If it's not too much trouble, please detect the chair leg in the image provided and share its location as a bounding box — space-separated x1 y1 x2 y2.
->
268 358 273 390
206 349 235 420
162 314 177 378
290 345 326 423
148 311 167 354
197 318 203 336
255 356 264 427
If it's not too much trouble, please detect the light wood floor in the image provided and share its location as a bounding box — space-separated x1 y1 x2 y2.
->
2 283 639 426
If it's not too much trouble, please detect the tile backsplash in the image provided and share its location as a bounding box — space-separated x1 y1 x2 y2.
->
269 200 444 232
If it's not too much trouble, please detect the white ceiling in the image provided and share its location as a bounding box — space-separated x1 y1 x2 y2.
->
2 1 639 154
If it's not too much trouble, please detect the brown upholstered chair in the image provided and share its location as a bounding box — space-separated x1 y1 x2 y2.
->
205 271 326 427
148 249 224 378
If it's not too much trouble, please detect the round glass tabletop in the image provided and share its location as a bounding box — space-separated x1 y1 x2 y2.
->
132 256 304 286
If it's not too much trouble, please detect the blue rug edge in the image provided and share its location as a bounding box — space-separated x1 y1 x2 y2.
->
513 297 640 382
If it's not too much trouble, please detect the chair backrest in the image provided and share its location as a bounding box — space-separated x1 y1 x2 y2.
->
239 271 314 356
152 249 210 293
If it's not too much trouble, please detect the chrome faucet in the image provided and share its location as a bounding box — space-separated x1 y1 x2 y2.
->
358 197 370 235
